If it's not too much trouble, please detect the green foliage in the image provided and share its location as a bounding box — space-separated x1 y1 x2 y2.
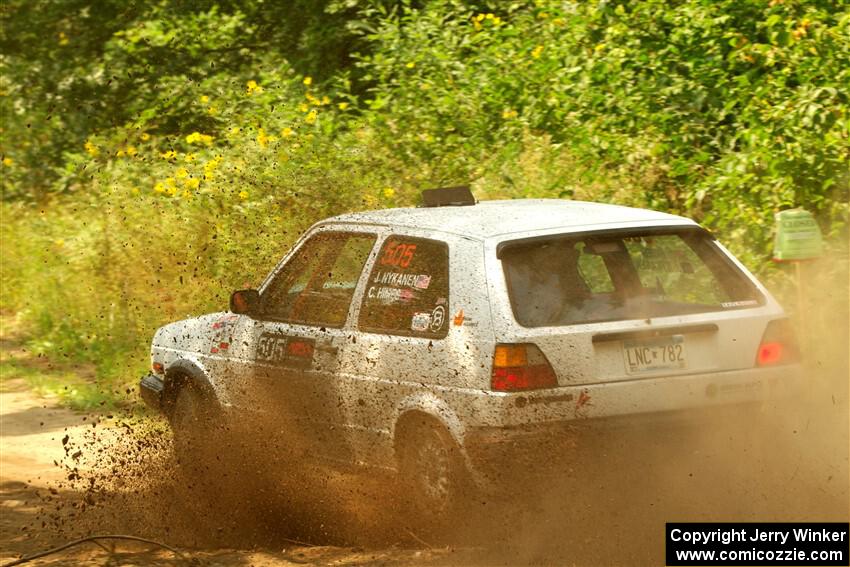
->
354 0 849 263
1 0 848 407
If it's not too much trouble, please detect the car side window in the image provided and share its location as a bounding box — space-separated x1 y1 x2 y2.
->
261 232 376 327
358 237 449 338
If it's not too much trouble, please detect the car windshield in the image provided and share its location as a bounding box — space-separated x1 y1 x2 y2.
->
501 229 763 327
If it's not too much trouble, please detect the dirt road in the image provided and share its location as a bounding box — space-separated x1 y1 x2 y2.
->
1 374 474 566
2 334 848 566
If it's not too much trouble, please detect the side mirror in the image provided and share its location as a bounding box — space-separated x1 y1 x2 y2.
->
230 289 260 316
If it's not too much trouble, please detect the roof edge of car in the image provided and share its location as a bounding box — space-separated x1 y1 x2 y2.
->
495 224 715 259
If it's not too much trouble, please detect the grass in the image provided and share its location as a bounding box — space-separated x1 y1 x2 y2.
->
0 314 132 411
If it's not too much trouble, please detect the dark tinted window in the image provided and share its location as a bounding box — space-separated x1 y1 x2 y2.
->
261 232 376 327
359 237 449 338
502 230 762 327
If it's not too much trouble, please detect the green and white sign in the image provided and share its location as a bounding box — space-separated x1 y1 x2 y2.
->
773 209 823 261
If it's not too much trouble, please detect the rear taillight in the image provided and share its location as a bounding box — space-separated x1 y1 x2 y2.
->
491 343 558 392
756 318 800 367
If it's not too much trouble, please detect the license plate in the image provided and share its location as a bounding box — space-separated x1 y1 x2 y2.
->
623 335 687 375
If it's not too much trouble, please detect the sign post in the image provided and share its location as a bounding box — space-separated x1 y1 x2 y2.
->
772 209 824 360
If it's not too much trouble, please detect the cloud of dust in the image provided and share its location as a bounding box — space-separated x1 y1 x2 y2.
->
25 251 849 567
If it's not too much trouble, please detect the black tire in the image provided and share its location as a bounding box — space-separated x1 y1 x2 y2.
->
397 419 469 529
169 382 213 472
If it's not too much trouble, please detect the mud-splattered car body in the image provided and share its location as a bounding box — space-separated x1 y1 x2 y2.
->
140 195 801 510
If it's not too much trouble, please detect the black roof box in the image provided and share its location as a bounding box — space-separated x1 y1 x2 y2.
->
421 185 476 207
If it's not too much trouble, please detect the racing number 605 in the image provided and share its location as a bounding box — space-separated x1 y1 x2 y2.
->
381 242 417 268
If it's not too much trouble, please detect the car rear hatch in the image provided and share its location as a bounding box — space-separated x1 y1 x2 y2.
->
493 226 780 386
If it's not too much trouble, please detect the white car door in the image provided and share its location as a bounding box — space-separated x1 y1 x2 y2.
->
242 230 378 461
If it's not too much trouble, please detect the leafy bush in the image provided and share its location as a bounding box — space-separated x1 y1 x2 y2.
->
1 0 847 403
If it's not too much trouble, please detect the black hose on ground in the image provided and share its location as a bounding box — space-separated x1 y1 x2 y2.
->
1 534 194 566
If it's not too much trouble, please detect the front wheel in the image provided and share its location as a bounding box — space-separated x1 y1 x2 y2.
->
169 383 214 472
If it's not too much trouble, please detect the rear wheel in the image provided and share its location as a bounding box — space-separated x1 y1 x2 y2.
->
397 418 469 529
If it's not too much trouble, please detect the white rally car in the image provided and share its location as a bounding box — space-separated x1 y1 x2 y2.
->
140 187 801 518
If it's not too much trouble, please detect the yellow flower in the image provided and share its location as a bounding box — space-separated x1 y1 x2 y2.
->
502 108 518 119
302 76 312 86
200 95 209 104
531 45 544 58
203 157 221 180
594 43 606 52
406 62 416 69
126 145 138 156
185 132 214 146
298 102 310 113
116 149 125 157
58 32 69 46
184 153 197 163
84 140 99 157
281 127 295 137
383 187 396 198
338 102 349 110
55 239 65 247
207 105 218 115
166 185 178 197
2 157 13 166
161 149 178 160
246 80 264 95
538 11 549 19
257 128 277 148
140 132 150 141
304 110 318 125
184 177 200 190
131 187 140 196
154 182 166 193
321 95 330 105
306 92 319 105
175 167 189 178
238 190 249 200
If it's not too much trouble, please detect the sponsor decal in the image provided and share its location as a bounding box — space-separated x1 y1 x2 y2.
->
430 305 446 331
411 312 432 332
453 309 465 326
721 299 759 308
452 308 478 327
210 314 238 354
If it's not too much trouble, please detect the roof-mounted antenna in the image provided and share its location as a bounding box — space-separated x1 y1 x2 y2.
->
420 185 476 208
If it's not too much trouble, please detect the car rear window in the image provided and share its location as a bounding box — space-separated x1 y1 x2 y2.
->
359 237 449 338
501 229 763 327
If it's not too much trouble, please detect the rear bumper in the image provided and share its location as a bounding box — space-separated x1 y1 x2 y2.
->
139 373 165 411
473 363 803 429
462 364 803 484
